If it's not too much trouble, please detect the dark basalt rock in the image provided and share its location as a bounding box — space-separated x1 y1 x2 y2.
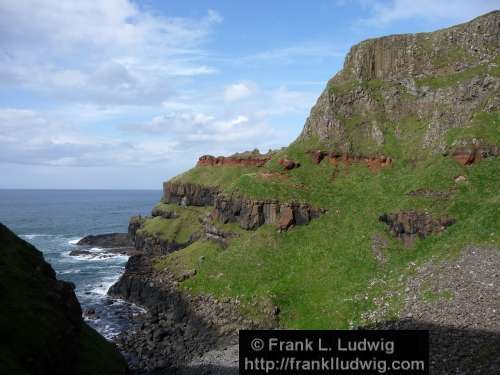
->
127 215 194 257
163 182 220 206
308 150 328 164
128 215 146 244
109 251 272 373
379 211 456 247
69 249 92 256
77 232 133 248
151 206 178 218
202 214 237 248
278 158 300 170
212 195 320 231
0 223 127 374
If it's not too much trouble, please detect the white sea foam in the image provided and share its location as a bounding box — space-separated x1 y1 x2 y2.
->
68 237 82 245
22 234 53 239
91 275 122 296
59 269 81 274
62 249 129 262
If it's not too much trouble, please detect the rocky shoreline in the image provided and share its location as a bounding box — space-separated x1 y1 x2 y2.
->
104 204 278 373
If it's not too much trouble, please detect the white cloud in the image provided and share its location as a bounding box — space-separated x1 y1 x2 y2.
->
123 112 262 140
0 108 178 166
224 82 256 101
359 0 498 26
0 0 222 105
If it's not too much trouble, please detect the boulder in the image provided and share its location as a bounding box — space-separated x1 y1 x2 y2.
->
277 207 294 231
77 233 132 248
379 211 456 247
451 145 499 166
278 158 300 170
309 150 327 164
69 249 92 256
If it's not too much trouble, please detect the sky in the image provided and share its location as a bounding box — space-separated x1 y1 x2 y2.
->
0 0 498 189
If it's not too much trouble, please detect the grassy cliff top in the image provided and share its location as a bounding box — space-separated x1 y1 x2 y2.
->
154 154 499 327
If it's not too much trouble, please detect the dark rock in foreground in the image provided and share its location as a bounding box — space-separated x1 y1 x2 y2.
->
69 249 92 256
0 223 127 375
379 211 456 247
77 233 133 248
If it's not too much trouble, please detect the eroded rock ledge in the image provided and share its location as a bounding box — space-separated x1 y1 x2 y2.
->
163 182 220 206
128 215 196 257
309 150 393 172
213 195 320 231
450 144 499 165
197 154 271 167
379 211 456 247
163 182 321 232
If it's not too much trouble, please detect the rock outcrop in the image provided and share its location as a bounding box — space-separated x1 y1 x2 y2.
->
278 158 300 170
163 182 220 207
151 206 178 219
298 11 500 156
197 154 271 167
162 181 321 232
379 211 456 247
212 194 320 230
308 150 392 171
450 144 499 165
0 223 127 375
77 233 133 248
127 215 195 257
202 214 237 248
109 228 275 373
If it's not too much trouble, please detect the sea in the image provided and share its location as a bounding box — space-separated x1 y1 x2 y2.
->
0 189 161 339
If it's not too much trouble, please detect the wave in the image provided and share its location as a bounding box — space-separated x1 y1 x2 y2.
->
22 234 54 239
90 275 123 296
68 237 82 245
62 251 129 262
59 269 82 274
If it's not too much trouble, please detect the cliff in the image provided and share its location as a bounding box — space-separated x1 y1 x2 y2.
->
0 223 127 375
110 12 500 374
299 11 499 157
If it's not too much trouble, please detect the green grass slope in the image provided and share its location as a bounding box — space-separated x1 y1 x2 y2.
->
151 120 499 328
149 14 500 328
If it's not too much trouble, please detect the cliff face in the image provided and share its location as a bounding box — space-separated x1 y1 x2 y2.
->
162 181 321 231
299 11 499 156
212 195 320 231
0 223 127 375
163 182 220 206
110 12 500 374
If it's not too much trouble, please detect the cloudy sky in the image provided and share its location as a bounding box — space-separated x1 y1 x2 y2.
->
1 0 497 189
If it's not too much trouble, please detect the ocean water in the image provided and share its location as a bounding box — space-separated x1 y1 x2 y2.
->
0 189 161 339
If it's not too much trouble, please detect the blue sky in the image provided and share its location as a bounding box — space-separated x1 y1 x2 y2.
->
0 0 498 189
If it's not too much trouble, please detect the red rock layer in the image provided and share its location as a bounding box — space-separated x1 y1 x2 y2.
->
197 155 271 167
451 145 499 166
308 150 392 172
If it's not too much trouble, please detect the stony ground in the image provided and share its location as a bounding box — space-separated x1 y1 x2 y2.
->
374 246 500 375
124 245 499 374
